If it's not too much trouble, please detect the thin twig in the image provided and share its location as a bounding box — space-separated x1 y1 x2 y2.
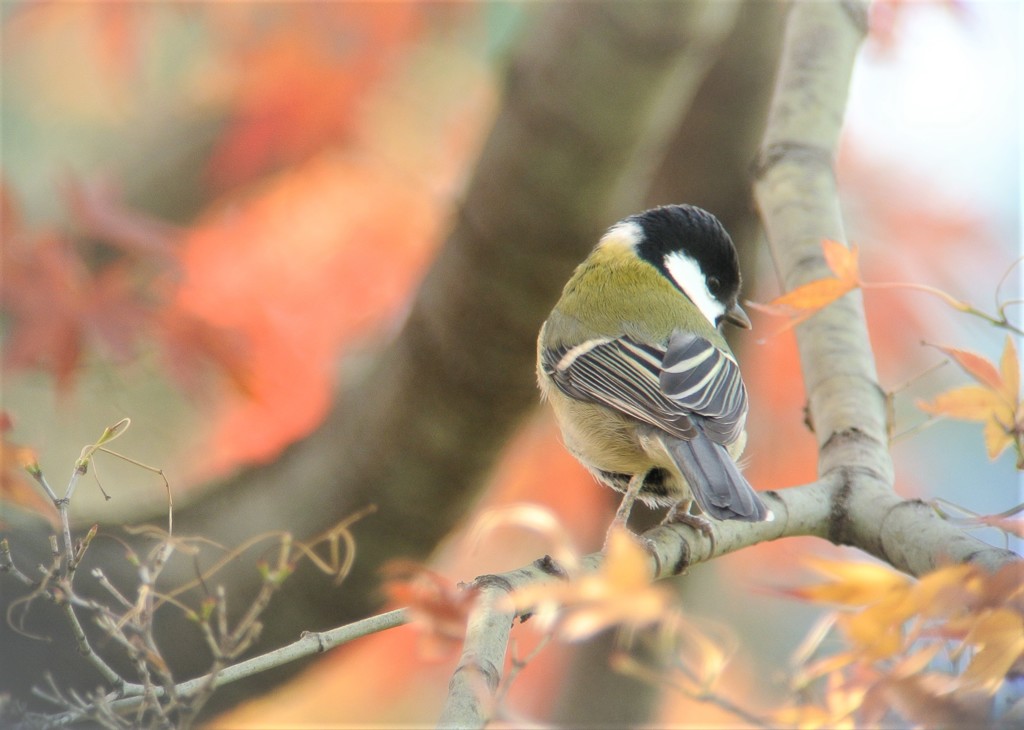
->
57 597 125 690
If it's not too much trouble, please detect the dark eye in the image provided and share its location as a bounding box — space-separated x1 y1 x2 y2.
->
707 276 721 294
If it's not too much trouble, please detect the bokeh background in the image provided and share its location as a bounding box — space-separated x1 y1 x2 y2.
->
2 1 1020 725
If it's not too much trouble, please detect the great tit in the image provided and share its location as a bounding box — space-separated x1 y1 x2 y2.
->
537 204 771 536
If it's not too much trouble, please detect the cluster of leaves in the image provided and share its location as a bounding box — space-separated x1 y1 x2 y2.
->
918 337 1023 468
506 528 674 643
507 528 747 721
384 516 747 723
383 509 680 653
778 558 1024 728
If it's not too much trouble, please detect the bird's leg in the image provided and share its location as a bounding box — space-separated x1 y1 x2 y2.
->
663 499 715 551
603 473 645 551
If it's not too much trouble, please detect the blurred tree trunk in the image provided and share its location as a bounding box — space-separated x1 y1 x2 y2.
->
0 0 770 716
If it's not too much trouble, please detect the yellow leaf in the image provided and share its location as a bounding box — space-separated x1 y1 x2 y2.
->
602 527 650 590
795 557 910 606
891 644 944 678
822 239 859 282
557 586 667 641
842 601 906 659
999 334 1020 406
983 417 1014 460
918 340 1021 460
506 527 668 642
912 564 977 618
794 650 858 688
961 609 1024 694
916 385 1006 423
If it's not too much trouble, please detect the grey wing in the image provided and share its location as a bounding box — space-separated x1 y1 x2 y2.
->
659 330 748 445
539 330 747 444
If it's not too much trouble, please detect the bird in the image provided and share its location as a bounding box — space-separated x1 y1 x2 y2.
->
536 204 771 543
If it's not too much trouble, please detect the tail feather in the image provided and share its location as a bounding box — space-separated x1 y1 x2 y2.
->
659 433 770 522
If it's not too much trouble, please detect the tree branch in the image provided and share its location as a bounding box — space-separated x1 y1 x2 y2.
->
20 609 408 728
751 0 1014 574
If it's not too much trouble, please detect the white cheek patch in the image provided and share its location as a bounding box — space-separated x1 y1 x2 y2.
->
664 251 725 327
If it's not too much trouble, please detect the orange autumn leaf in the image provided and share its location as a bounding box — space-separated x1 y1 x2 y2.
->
933 344 1005 392
178 152 439 477
770 277 859 312
0 413 56 526
957 609 1024 693
918 336 1022 463
2 244 151 388
1 183 250 395
380 560 477 660
748 240 860 326
822 238 861 282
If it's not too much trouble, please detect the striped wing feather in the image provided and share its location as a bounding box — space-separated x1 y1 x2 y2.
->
541 330 747 444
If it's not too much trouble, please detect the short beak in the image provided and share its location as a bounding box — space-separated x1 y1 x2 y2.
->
725 302 752 329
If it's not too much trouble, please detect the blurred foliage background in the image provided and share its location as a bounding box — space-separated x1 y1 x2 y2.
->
1 1 1019 725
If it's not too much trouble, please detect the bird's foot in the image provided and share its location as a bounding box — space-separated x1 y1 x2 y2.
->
662 502 716 552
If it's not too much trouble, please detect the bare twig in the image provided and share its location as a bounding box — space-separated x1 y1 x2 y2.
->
3 418 391 728
40 608 409 727
1 537 34 586
57 597 125 691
